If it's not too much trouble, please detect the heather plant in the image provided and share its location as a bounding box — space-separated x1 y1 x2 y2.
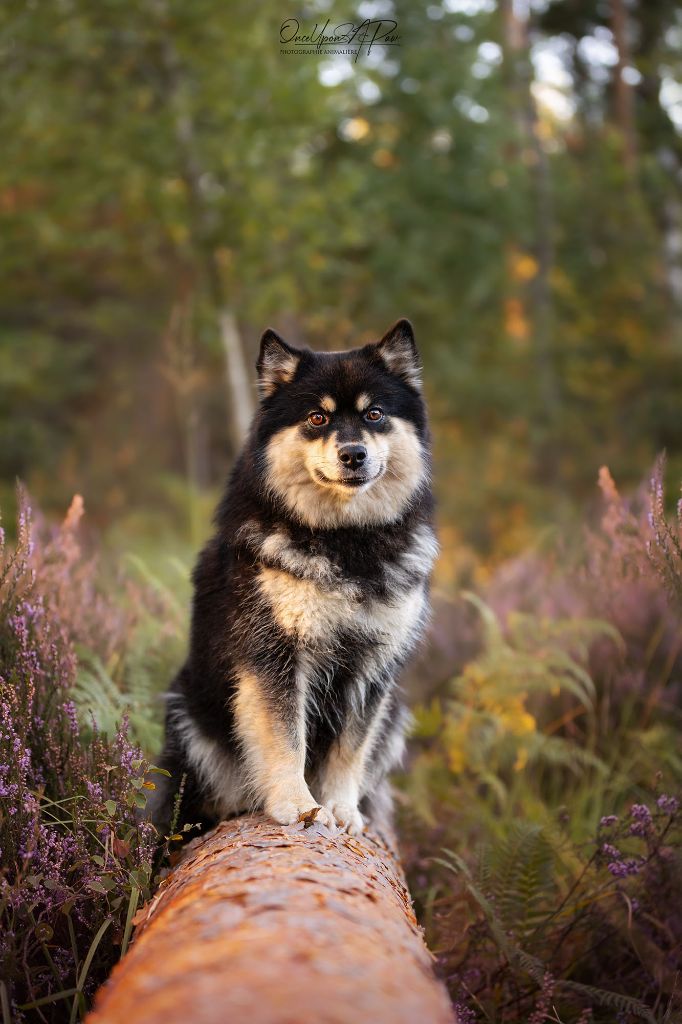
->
0 497 177 1021
2 463 680 1022
19 493 187 754
490 464 682 750
400 465 682 1022
649 455 682 612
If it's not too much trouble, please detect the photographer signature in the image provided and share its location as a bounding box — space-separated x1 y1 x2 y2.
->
280 18 401 59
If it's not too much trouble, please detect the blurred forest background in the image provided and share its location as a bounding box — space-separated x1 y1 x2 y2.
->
2 1 682 1021
2 0 681 569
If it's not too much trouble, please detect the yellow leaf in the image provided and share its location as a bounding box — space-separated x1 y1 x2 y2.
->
512 253 539 282
514 748 529 772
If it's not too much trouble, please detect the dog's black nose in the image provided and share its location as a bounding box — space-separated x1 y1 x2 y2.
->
338 443 367 470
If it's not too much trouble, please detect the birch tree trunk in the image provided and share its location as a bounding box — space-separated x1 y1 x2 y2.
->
88 815 456 1024
219 308 256 444
155 0 256 448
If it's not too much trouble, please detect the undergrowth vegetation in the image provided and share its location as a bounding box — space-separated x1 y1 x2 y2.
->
0 462 680 1022
400 460 682 1023
0 495 184 1021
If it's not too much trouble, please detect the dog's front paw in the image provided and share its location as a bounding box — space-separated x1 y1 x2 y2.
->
327 800 365 836
266 798 335 830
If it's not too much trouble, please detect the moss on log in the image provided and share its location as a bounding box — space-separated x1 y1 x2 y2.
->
88 814 456 1024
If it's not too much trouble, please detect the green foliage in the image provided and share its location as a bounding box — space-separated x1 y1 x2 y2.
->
437 804 680 1024
401 468 682 1021
409 597 610 819
72 550 189 752
1 0 681 549
2 0 682 1016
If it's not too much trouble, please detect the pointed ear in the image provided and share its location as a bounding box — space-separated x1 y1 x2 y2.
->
375 318 421 390
256 329 301 398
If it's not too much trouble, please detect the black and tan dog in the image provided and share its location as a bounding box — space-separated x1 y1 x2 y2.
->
153 319 437 836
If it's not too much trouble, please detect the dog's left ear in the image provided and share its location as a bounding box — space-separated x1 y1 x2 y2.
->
257 328 301 398
375 319 422 391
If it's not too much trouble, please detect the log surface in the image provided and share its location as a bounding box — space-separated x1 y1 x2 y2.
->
88 814 456 1024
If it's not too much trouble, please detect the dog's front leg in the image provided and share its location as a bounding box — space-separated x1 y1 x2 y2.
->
319 697 391 835
234 668 335 829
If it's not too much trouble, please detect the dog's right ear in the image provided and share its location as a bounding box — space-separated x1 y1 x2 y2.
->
257 329 301 398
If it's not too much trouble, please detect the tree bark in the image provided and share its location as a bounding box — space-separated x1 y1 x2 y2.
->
87 815 456 1024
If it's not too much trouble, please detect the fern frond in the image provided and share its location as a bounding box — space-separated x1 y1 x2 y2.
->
556 978 656 1023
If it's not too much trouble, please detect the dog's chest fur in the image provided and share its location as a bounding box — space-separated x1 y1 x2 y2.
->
258 564 425 649
243 518 436 657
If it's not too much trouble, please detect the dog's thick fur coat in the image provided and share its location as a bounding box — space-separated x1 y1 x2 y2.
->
153 319 437 836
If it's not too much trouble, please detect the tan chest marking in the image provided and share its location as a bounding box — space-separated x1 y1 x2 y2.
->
258 567 358 641
258 565 426 650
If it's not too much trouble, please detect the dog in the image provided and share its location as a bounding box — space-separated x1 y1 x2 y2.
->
151 318 437 837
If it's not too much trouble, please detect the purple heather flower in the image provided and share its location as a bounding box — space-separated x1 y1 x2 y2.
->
62 701 79 735
657 794 679 815
86 780 103 803
601 843 621 860
599 815 618 828
630 803 652 825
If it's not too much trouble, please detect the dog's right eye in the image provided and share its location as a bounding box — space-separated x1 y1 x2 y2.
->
307 411 329 427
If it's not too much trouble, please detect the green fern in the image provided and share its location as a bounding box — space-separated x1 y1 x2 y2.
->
71 552 189 753
438 846 658 1024
74 650 163 752
487 822 555 940
557 978 656 1023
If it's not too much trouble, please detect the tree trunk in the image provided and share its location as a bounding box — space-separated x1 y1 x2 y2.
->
87 815 456 1024
154 0 256 448
219 308 256 444
500 0 561 419
610 0 637 173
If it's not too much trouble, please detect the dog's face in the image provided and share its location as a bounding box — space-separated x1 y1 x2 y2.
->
254 320 429 528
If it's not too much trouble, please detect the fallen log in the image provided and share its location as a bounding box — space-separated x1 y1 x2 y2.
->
88 814 456 1024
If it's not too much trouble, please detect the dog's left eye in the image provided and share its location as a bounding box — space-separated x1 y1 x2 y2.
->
364 407 384 423
308 411 329 427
